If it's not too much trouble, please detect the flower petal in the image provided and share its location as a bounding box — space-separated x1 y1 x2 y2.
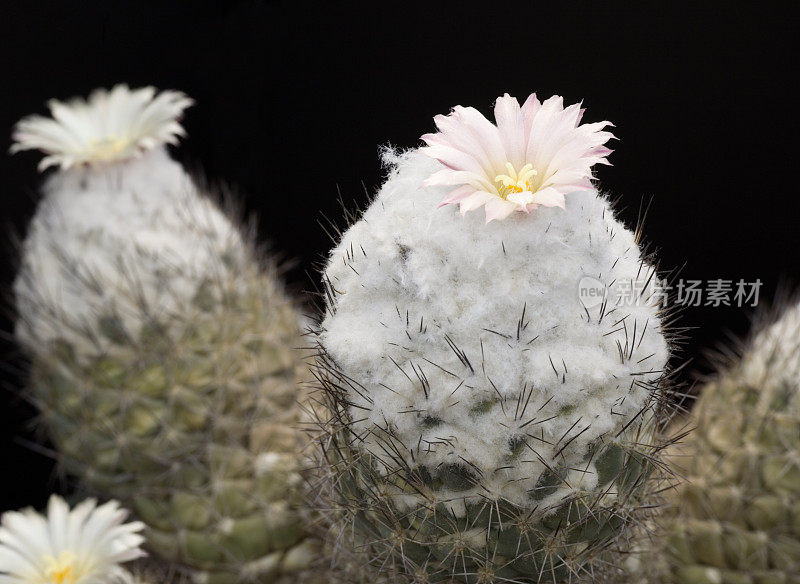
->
450 106 506 169
530 186 566 209
506 191 535 207
483 197 517 223
520 93 542 140
438 185 475 207
494 93 527 168
423 168 494 191
458 191 495 215
420 136 488 177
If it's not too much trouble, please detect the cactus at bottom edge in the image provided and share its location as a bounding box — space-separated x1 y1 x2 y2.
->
311 92 674 584
11 85 317 584
658 301 800 584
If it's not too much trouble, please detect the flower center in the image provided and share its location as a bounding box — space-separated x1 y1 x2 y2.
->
44 551 77 584
88 134 130 160
494 162 538 200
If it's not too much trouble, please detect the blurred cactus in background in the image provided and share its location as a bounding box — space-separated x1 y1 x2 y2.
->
656 301 800 584
11 85 316 584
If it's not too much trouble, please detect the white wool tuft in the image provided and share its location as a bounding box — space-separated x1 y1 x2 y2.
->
320 150 669 512
14 147 246 354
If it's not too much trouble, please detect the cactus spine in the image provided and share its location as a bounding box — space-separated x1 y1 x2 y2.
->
12 87 314 584
312 146 672 583
659 302 800 584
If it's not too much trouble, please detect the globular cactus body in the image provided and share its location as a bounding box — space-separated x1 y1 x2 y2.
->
661 303 800 584
314 148 671 583
12 87 315 584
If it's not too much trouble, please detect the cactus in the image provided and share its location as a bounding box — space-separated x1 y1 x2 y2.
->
312 93 672 584
12 86 315 584
659 301 800 584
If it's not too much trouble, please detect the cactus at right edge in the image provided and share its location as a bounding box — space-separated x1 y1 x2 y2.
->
11 85 316 584
659 302 800 584
312 93 674 583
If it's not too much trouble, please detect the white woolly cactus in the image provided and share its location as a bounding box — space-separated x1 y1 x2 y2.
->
12 84 239 352
314 93 672 583
14 145 246 353
12 85 314 584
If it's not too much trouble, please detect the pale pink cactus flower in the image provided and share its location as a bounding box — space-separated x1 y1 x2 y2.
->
421 93 615 223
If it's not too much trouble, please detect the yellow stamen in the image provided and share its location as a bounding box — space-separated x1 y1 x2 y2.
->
44 551 77 584
88 134 130 159
494 162 538 199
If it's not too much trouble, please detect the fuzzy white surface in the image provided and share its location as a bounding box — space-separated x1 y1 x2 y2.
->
15 147 246 355
320 150 669 513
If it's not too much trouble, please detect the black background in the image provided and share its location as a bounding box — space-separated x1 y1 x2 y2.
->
0 1 797 512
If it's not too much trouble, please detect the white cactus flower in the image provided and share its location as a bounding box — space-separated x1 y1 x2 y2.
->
0 496 145 584
10 84 193 170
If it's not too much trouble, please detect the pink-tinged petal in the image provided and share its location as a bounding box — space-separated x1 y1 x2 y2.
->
422 168 472 186
419 141 488 176
438 185 475 207
586 119 616 129
530 187 566 209
534 119 615 180
493 93 526 168
520 93 541 139
423 168 494 191
483 197 517 223
458 191 495 215
420 132 449 147
451 106 506 168
544 140 601 178
587 145 614 164
544 166 596 191
421 168 461 187
561 102 583 128
429 114 499 177
525 95 567 166
588 145 613 156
